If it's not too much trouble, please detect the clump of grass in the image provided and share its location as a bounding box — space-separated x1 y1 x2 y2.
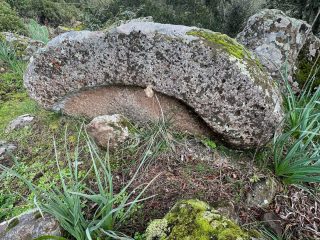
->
0 40 26 78
26 19 50 44
273 63 320 184
1 127 158 239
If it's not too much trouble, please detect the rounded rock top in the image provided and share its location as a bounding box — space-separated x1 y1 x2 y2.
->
24 20 283 149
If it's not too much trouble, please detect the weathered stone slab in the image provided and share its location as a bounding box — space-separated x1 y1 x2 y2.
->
0 209 61 240
24 20 283 149
237 9 312 86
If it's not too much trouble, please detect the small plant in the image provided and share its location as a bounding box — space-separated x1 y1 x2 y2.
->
0 128 158 239
26 19 50 44
273 64 320 183
0 41 26 79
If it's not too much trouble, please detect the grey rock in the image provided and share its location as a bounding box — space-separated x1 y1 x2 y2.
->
0 141 17 167
86 114 129 149
24 20 283 149
237 9 311 86
1 32 45 61
263 212 283 237
0 209 62 240
5 114 35 133
247 177 277 208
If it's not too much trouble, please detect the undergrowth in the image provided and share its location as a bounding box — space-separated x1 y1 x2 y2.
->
273 63 320 183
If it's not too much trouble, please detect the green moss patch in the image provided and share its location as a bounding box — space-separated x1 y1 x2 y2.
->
188 30 251 60
295 57 320 89
145 199 253 240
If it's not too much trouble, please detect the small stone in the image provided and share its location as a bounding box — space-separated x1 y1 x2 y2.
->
0 141 17 165
0 209 61 240
5 114 35 133
247 178 277 208
144 85 154 98
86 114 129 149
263 212 283 237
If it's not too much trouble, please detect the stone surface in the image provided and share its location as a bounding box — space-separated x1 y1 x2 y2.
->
0 140 17 167
63 86 213 137
24 20 283 149
237 9 312 85
1 32 44 61
86 114 129 149
0 209 61 240
246 178 277 208
5 114 35 133
263 212 283 237
145 199 259 240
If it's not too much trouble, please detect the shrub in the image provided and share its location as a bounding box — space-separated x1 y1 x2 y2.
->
6 0 81 27
80 0 265 36
0 1 27 34
26 19 49 44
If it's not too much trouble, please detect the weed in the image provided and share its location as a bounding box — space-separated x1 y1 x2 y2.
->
0 41 26 79
273 63 320 183
0 127 158 239
26 19 50 44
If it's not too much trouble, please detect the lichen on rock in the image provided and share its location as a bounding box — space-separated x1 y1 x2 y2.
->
145 199 256 240
237 9 312 87
24 19 283 149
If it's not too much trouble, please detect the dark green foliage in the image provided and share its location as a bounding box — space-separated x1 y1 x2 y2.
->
80 0 265 36
6 0 81 27
0 1 27 34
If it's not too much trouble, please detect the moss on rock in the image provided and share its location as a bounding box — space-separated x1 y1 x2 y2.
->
295 56 320 89
145 199 253 240
187 30 255 61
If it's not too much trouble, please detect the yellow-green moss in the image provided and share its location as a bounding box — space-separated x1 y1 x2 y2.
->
145 199 252 240
187 30 249 60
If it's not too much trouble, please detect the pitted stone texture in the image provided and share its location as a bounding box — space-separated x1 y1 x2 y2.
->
237 9 312 84
24 20 283 149
86 114 129 149
0 209 61 240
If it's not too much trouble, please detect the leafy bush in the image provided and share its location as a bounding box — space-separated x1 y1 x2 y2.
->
0 1 27 34
26 19 50 43
80 0 265 36
6 0 81 27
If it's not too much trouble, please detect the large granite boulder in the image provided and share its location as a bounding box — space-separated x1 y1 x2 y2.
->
237 9 312 86
24 20 283 149
0 209 61 240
